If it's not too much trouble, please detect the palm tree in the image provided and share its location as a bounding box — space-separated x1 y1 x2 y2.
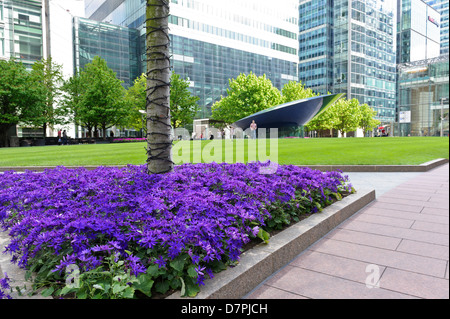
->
145 0 173 174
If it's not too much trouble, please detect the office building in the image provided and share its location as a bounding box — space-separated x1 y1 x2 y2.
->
298 0 397 123
84 0 300 118
424 0 449 54
397 54 449 136
0 0 44 68
73 17 140 88
397 0 441 63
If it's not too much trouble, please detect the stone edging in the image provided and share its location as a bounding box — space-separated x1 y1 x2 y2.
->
302 158 449 172
0 158 447 173
167 188 376 299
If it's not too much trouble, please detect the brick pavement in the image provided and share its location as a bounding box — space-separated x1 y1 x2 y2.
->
246 163 449 299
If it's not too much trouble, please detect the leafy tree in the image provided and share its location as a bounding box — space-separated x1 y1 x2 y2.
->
125 73 199 131
359 103 380 136
31 57 65 139
326 98 363 137
62 57 128 138
211 72 282 124
124 74 147 131
146 0 173 174
81 56 128 138
305 108 334 136
61 71 93 134
170 73 199 128
0 59 42 147
281 81 317 103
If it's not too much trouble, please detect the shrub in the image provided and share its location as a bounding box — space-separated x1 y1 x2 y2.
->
0 162 353 299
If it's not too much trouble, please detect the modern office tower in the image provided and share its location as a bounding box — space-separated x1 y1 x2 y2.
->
423 0 449 54
0 0 44 68
397 54 449 136
73 17 140 88
397 0 441 63
84 0 300 118
298 0 334 94
298 0 397 123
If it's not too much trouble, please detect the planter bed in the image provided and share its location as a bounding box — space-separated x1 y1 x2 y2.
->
0 162 354 299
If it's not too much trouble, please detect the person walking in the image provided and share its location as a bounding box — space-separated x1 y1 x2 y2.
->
250 120 257 139
62 130 68 145
57 130 62 145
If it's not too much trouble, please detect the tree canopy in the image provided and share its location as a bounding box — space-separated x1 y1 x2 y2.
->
62 56 128 137
0 59 43 147
211 72 282 124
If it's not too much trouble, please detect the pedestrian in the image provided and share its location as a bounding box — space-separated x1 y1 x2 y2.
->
57 129 62 145
62 130 68 145
250 120 257 139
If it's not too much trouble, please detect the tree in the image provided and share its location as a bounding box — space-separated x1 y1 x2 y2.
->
31 57 65 140
359 103 380 137
281 81 317 103
170 73 200 128
82 56 128 138
146 0 173 174
61 57 128 138
0 59 42 147
125 73 199 131
211 72 282 124
327 98 362 137
125 74 147 132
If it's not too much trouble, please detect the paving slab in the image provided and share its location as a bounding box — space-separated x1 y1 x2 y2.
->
247 163 449 299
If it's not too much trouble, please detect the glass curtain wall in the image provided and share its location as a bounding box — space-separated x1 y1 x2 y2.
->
86 0 300 119
398 55 449 136
1 0 43 68
73 17 139 88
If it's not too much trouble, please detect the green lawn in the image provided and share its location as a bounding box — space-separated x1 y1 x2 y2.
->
0 137 448 167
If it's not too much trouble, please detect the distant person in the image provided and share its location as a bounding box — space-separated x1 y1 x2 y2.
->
250 120 257 139
62 130 68 145
57 129 62 145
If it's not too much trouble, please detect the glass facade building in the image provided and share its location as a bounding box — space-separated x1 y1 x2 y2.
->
0 0 43 68
84 0 300 118
73 17 140 88
424 0 449 54
397 54 449 136
397 0 441 64
298 0 397 123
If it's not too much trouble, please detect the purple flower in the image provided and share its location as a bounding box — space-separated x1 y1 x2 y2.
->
0 162 352 297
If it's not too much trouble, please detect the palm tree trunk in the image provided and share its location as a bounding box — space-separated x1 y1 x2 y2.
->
145 0 173 174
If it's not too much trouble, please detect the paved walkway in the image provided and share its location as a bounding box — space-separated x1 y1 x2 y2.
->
246 163 449 299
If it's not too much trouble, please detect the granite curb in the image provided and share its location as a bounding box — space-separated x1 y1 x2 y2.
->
0 158 448 173
167 188 376 299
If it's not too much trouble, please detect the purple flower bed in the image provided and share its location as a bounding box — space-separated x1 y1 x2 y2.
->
0 162 353 299
0 273 12 299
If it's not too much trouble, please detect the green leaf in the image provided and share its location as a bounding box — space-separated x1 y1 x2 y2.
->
155 280 170 294
257 228 270 244
180 277 186 297
135 274 154 297
41 286 54 297
187 265 198 278
121 287 135 299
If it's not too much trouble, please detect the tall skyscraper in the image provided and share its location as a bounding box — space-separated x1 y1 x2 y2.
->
423 0 449 54
397 0 441 63
299 0 397 123
83 0 300 118
0 0 44 68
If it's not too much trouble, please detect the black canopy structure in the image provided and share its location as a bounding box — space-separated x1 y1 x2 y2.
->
232 93 345 130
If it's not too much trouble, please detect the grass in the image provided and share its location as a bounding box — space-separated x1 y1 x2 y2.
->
0 137 448 167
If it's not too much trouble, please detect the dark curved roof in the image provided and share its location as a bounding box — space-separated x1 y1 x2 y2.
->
232 93 345 129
